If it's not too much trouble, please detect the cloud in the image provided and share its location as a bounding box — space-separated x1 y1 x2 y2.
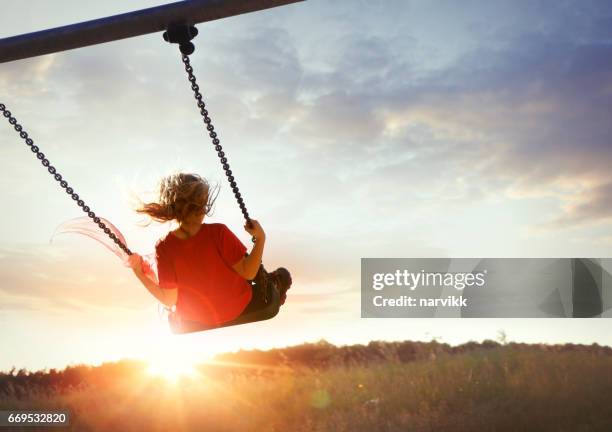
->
0 244 148 313
430 35 612 226
275 27 612 229
4 0 612 266
0 54 57 97
547 182 612 228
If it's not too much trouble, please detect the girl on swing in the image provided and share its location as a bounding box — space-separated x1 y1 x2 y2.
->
127 172 291 331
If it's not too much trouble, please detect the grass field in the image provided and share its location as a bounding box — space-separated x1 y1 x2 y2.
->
2 340 612 431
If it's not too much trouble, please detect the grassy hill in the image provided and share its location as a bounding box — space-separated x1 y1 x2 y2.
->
2 340 612 431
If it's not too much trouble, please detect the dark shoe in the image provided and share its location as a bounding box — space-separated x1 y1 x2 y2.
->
269 267 292 305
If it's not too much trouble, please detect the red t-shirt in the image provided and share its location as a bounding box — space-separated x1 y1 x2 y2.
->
155 223 252 325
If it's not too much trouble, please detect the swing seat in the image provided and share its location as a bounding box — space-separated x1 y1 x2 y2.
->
168 275 282 334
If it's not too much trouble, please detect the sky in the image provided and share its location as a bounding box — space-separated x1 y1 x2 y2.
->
1 0 612 372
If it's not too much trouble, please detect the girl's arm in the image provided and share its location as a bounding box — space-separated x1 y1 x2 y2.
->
232 219 266 280
233 236 265 280
128 254 177 307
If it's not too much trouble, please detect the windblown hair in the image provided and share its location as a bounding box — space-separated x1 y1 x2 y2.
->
137 173 219 223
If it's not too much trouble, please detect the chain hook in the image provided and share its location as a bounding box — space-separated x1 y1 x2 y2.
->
163 23 198 55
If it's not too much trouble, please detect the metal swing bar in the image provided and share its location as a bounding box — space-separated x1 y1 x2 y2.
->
0 0 303 64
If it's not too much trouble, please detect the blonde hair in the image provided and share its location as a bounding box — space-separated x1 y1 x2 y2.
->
137 173 219 223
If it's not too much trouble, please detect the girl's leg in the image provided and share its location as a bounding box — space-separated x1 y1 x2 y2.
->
268 267 292 305
240 277 270 315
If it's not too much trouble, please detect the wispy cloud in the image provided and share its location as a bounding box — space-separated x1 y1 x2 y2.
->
0 245 146 313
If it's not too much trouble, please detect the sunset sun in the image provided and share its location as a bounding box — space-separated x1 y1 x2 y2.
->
146 357 198 382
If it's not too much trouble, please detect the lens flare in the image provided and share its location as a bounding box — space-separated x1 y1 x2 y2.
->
146 357 198 382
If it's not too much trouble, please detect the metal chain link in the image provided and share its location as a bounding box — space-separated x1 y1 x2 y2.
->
180 54 252 226
0 102 133 256
3 51 252 253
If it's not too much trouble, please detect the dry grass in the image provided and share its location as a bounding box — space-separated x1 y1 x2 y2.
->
2 343 612 431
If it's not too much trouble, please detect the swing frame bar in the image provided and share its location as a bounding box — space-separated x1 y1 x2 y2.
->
0 0 303 64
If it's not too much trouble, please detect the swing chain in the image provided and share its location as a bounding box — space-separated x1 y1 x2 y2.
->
0 103 133 256
179 54 252 227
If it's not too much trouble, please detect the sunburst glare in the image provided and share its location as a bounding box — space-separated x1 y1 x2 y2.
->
146 356 198 382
